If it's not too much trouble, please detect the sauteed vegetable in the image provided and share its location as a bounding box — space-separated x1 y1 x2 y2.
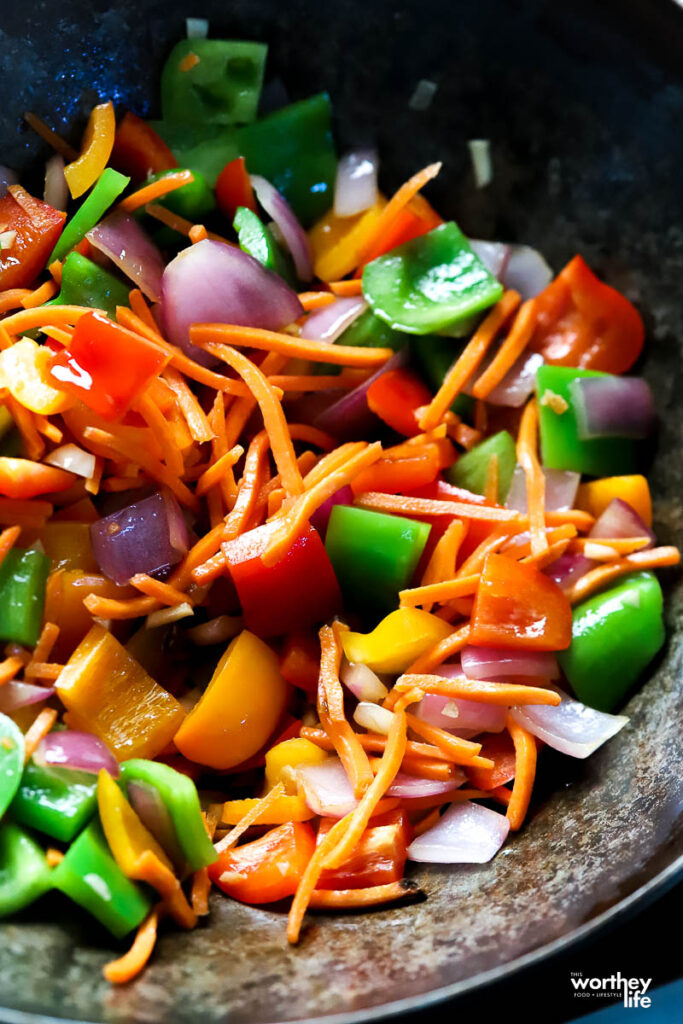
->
0 22 678 985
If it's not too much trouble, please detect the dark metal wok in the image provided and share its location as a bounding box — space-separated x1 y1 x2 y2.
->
0 0 681 1020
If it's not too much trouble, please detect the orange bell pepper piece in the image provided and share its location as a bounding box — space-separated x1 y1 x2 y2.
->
44 570 136 660
39 523 98 573
576 475 652 528
174 630 289 770
219 793 316 825
55 624 185 759
64 101 116 199
308 199 386 282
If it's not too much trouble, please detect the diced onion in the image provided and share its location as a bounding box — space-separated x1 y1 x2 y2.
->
502 245 553 299
186 17 209 38
146 602 194 629
413 691 507 735
45 443 96 479
353 701 394 735
510 688 628 758
468 140 492 189
301 297 366 343
250 174 313 281
570 376 655 440
589 497 655 548
408 801 510 863
461 646 559 681
506 463 580 512
387 774 460 799
334 149 379 218
299 758 357 818
35 730 119 777
87 210 165 302
340 659 388 703
0 682 54 714
43 154 68 212
468 240 510 280
90 491 189 584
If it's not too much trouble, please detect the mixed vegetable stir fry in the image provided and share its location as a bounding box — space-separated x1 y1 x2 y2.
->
0 26 679 985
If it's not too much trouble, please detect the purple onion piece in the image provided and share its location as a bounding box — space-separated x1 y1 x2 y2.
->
506 464 580 513
34 730 119 777
543 553 595 591
87 210 165 302
309 485 354 537
460 646 560 680
313 348 407 440
469 240 511 280
250 174 313 281
589 497 655 547
386 773 462 799
90 490 189 584
569 376 655 440
127 779 187 871
0 683 54 714
161 239 304 365
509 687 628 758
407 801 510 864
502 244 553 299
301 297 366 343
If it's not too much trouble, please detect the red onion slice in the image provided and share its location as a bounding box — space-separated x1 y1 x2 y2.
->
569 376 655 440
505 464 580 512
407 801 510 863
334 149 379 218
313 348 407 440
502 244 553 299
509 687 628 758
87 210 165 302
589 497 655 547
386 773 462 799
44 154 68 212
461 646 560 681
0 682 54 714
161 239 304 363
127 779 187 870
299 758 357 818
250 174 313 281
309 485 354 538
35 730 119 777
468 240 511 280
544 553 595 591
340 659 388 702
301 297 366 343
484 350 544 407
90 490 189 584
413 692 508 735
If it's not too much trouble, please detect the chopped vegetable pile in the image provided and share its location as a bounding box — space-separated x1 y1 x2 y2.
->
0 24 678 986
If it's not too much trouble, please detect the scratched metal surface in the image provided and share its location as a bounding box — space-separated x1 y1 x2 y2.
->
0 0 681 1021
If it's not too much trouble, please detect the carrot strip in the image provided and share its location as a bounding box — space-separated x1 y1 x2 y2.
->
190 869 211 916
127 288 159 332
46 848 64 867
317 624 374 797
84 592 159 620
521 537 572 569
570 536 651 557
396 674 562 707
489 785 512 807
413 807 444 836
516 398 547 557
399 573 479 608
418 290 521 430
287 423 338 452
472 298 537 398
190 551 226 585
118 170 194 213
568 546 681 604
0 526 21 573
501 524 577 560
20 279 58 309
23 708 58 762
196 445 244 497
287 815 350 943
0 304 101 336
298 291 337 310
328 279 364 296
23 112 78 160
418 519 466 613
24 661 64 681
0 656 23 686
506 715 537 831
161 367 215 444
144 202 232 244
189 223 208 243
269 373 369 393
484 453 499 505
135 393 184 478
355 491 520 523
299 726 458 765
103 907 160 985
372 755 456 782
406 623 471 674
0 288 32 314
214 782 287 854
193 325 394 368
354 162 442 267
130 574 191 607
402 713 486 766
5 397 44 460
33 415 63 444
308 880 422 909
223 432 270 540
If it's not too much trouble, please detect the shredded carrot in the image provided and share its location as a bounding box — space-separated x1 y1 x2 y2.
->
179 51 200 72
299 726 458 765
0 288 32 314
354 162 442 267
0 304 100 336
269 372 369 393
501 524 577 560
568 546 680 604
46 848 64 867
516 398 548 557
131 849 197 929
5 396 44 460
544 508 595 531
125 289 157 333
395 674 562 707
130 574 191 607
354 491 520 523
418 290 521 430
39 325 74 348
418 519 467 613
118 170 195 213
506 716 537 831
406 623 471 674
190 550 226 586
0 656 23 686
484 452 499 504
298 291 337 310
472 298 537 399
196 445 243 497
413 807 444 837
161 367 215 444
521 537 572 569
399 573 479 609
308 880 422 909
23 112 78 161
317 624 374 798
143 202 231 245
103 907 160 985
23 708 58 762
193 325 394 368
84 592 160 620
400 713 487 767
190 869 211 916
20 279 58 309
135 392 184 478
328 279 364 296
287 423 338 452
223 432 270 540
570 536 651 557
288 814 350 943
0 526 21 572
33 415 63 444
371 755 456 782
24 661 64 681
214 782 287 855
188 223 208 243
489 785 513 807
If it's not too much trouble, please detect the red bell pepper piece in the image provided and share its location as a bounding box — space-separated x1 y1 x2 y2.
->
280 630 321 693
0 458 74 499
366 368 433 437
530 254 644 374
48 311 170 421
316 809 412 889
470 552 572 651
215 157 257 222
209 821 316 904
223 521 342 638
0 186 65 290
110 112 178 181
465 732 516 790
351 448 442 497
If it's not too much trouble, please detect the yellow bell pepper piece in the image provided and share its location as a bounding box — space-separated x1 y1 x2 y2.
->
577 475 652 527
342 608 453 674
220 793 315 825
97 769 173 875
309 198 386 281
64 101 116 199
0 338 75 415
55 625 185 760
39 523 98 573
264 737 328 792
174 630 288 770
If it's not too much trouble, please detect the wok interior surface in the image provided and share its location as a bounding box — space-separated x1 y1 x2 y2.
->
0 0 682 1021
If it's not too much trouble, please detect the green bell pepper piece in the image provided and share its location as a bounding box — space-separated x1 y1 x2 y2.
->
52 819 152 938
410 335 475 419
145 167 216 220
50 168 130 263
362 222 503 336
558 572 665 713
0 407 22 457
233 206 295 284
11 760 98 842
119 759 217 871
50 252 129 317
536 365 637 476
342 308 408 352
237 93 337 226
0 547 50 647
0 714 24 818
325 505 430 617
446 430 517 503
0 821 51 917
151 121 239 189
161 40 267 127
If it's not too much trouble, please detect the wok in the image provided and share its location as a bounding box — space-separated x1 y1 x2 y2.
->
0 0 681 1021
